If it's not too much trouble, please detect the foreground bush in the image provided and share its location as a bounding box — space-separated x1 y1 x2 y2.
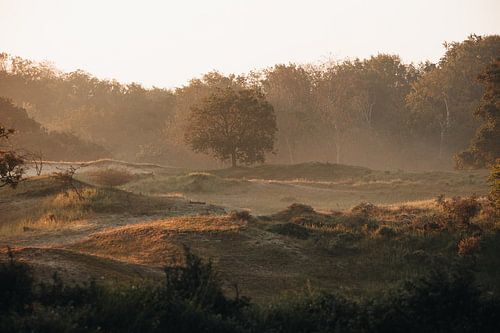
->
1 250 498 333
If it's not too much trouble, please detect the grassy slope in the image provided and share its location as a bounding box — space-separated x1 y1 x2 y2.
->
0 163 497 303
53 202 500 302
0 175 224 235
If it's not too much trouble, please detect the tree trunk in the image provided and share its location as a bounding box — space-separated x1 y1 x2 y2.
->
439 122 445 159
285 136 295 164
335 141 341 164
333 123 341 164
438 97 451 160
231 151 237 168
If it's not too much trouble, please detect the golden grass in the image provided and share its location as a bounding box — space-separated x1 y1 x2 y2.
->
383 199 438 210
70 215 246 266
86 215 245 239
0 188 95 235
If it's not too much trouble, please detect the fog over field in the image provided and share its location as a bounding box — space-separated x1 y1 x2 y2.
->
1 1 499 332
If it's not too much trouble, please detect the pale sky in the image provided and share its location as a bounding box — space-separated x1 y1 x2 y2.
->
1 0 499 88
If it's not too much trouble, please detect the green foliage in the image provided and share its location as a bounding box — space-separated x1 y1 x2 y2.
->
0 249 33 314
185 87 277 167
1 248 499 332
0 249 249 333
262 64 317 164
260 293 359 332
0 150 24 189
456 58 500 169
1 36 499 169
365 265 499 332
408 35 500 163
0 119 24 188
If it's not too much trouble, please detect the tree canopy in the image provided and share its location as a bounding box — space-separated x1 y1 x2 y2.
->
0 34 499 169
0 121 24 188
455 58 500 169
185 87 277 167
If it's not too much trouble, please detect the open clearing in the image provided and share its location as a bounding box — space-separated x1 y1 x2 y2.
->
1 161 497 302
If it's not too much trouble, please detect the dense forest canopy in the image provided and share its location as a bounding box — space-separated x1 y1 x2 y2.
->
0 34 498 169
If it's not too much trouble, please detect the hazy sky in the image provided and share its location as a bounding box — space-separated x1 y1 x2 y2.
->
1 0 499 88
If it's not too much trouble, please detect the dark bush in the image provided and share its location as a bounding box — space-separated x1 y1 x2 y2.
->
90 168 135 187
230 210 252 222
1 248 499 333
270 203 317 222
0 249 33 314
268 223 310 239
365 265 500 332
374 225 398 238
260 293 360 333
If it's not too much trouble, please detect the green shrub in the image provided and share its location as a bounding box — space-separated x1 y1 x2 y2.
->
365 266 500 332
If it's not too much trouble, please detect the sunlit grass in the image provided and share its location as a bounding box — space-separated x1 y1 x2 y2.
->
0 176 184 236
0 188 95 235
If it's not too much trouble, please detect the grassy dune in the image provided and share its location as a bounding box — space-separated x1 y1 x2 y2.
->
0 162 497 303
0 175 224 236
122 162 489 214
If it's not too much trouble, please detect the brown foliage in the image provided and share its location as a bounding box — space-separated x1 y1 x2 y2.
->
436 195 481 228
457 236 481 257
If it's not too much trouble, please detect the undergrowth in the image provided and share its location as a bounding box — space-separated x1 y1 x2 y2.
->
0 248 498 333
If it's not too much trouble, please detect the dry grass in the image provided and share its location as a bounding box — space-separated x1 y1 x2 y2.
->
0 186 94 235
122 164 489 215
70 215 246 266
1 163 497 303
0 176 224 236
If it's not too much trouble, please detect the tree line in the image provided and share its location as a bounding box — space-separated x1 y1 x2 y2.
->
0 34 498 169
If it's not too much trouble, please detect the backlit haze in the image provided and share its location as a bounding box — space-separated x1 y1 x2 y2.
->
1 0 499 88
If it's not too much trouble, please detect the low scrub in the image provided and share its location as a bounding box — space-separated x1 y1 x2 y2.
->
1 250 498 332
436 195 482 228
267 223 310 239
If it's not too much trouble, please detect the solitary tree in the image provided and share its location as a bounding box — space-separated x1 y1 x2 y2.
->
185 87 277 167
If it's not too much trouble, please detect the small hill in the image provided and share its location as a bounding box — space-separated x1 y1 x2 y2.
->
70 215 246 267
0 175 225 237
125 172 251 193
210 162 373 181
